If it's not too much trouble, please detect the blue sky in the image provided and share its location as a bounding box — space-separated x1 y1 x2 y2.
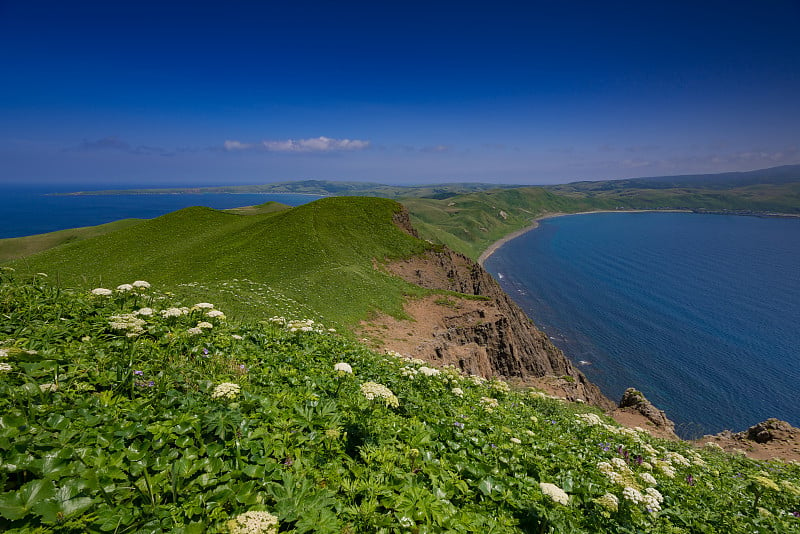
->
1 1 798 186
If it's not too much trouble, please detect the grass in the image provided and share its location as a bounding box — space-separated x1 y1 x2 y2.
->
0 270 798 533
5 197 433 329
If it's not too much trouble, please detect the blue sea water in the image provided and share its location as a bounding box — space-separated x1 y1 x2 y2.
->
484 212 800 437
0 184 321 239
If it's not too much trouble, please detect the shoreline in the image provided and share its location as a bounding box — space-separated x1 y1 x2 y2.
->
477 209 691 266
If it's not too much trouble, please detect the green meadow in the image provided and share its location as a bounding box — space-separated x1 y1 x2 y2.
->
1 270 798 533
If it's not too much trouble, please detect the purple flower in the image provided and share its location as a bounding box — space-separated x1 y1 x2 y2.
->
203 348 209 355
686 475 695 486
635 455 643 465
792 511 799 518
133 370 143 375
147 380 155 387
453 421 465 429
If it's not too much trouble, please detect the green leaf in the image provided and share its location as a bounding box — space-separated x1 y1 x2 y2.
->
0 479 56 520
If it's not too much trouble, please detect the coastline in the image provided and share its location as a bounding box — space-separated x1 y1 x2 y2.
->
477 209 691 266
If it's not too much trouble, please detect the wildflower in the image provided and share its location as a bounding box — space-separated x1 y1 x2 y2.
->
193 302 215 309
622 486 645 504
360 382 399 408
0 362 12 372
133 370 144 375
211 382 241 399
453 421 465 429
334 362 353 374
232 334 243 340
595 492 619 512
39 383 58 392
479 397 499 410
452 387 464 397
226 510 279 534
418 366 440 376
206 309 226 319
400 366 418 378
510 437 522 444
576 412 604 426
116 284 133 292
132 280 151 289
686 474 695 486
91 287 113 296
539 482 569 505
187 327 203 335
197 321 213 329
751 475 780 492
490 380 510 394
0 349 7 359
134 307 154 316
161 307 186 318
639 472 658 486
704 441 724 451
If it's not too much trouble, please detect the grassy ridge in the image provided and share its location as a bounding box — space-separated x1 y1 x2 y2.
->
1 272 798 533
0 219 143 263
6 197 432 327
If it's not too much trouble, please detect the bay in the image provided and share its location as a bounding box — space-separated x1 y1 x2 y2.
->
484 212 800 437
0 184 321 239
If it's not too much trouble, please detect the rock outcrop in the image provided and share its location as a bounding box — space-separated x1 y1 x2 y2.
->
364 239 614 410
695 419 800 462
612 388 678 439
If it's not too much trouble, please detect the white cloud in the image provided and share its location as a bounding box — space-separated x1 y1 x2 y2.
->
262 136 370 152
223 140 254 151
223 136 370 153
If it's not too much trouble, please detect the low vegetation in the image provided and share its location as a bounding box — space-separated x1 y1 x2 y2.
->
1 270 798 533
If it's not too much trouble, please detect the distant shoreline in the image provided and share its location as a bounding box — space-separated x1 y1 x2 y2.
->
477 209 692 266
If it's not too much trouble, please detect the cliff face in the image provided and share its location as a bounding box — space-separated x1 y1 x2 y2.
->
366 230 613 409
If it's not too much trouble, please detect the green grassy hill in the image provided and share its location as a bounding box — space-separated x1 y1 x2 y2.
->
6 197 432 327
1 271 798 533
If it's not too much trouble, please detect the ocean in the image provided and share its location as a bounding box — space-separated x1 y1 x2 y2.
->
484 212 800 438
0 184 321 239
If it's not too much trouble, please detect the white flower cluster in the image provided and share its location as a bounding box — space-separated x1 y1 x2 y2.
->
595 492 619 512
360 382 399 408
211 382 240 399
418 366 440 377
452 387 464 397
197 321 213 329
91 288 113 296
226 510 279 534
192 302 215 310
469 375 487 385
597 459 635 487
665 451 690 467
539 482 569 505
0 362 12 372
400 366 418 378
0 348 7 359
510 437 522 444
134 307 154 316
187 327 204 336
161 307 189 318
206 309 226 319
639 472 658 486
109 314 146 337
39 383 58 392
479 396 499 411
334 362 353 374
574 411 644 440
625 486 664 512
285 319 325 333
116 280 150 292
490 379 510 394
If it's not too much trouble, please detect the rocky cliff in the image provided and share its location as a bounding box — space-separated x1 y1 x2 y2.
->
361 212 613 409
